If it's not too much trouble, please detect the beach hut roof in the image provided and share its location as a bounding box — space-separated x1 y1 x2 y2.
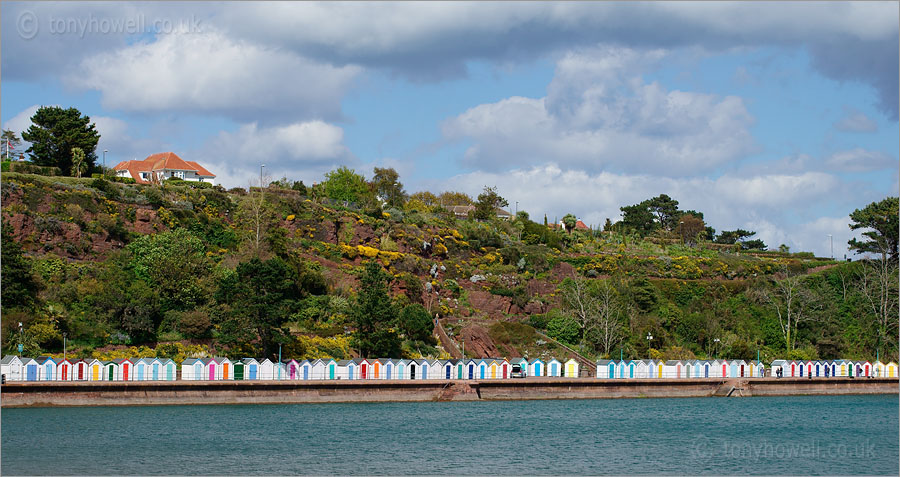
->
337 359 353 366
1 355 22 364
596 359 612 365
112 358 131 364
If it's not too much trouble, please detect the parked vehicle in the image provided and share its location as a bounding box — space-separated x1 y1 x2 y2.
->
511 364 526 378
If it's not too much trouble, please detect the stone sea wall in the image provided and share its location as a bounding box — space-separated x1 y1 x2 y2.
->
2 378 897 407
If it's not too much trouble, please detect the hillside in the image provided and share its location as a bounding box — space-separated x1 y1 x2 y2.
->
1 171 896 366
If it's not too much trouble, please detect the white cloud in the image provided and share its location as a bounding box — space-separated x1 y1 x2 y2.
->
825 148 895 173
834 106 878 132
2 104 41 139
194 120 354 188
68 28 360 121
442 47 756 175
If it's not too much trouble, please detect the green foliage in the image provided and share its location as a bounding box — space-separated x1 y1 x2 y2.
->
322 166 371 205
371 167 407 208
546 310 580 345
398 303 435 344
22 106 101 176
126 229 210 311
474 186 508 220
848 196 898 260
351 261 401 357
216 257 302 359
70 147 87 178
1 225 40 309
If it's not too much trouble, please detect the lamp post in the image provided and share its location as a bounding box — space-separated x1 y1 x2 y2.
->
714 338 720 360
63 332 67 362
646 332 653 360
827 234 833 259
103 149 108 176
260 164 265 188
515 201 518 217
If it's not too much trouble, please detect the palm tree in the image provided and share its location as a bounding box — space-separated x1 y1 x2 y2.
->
70 147 87 178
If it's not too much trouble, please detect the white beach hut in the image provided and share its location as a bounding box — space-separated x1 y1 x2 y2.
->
39 357 57 381
1 355 24 381
20 357 39 381
596 360 612 379
528 358 544 378
547 358 561 377
181 358 202 381
86 359 104 381
258 359 275 380
564 359 579 378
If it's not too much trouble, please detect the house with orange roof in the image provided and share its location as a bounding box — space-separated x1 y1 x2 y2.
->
113 152 216 185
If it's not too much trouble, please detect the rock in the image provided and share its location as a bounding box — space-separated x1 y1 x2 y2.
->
469 274 486 283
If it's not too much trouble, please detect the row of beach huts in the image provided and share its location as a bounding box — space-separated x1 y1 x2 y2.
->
2 355 897 382
0 356 580 382
596 359 897 379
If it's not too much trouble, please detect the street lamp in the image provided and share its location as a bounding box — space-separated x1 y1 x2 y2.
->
260 164 265 189
714 338 720 359
646 332 653 359
515 201 519 217
63 332 67 362
827 234 833 259
103 149 108 175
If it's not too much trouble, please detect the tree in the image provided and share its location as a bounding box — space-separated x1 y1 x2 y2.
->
1 225 40 309
322 166 371 205
398 303 435 344
753 270 819 352
438 191 473 207
620 202 655 236
22 106 100 176
857 256 899 359
715 229 756 245
126 228 211 312
559 275 622 354
216 257 300 359
742 239 767 250
351 261 401 357
70 147 87 178
371 167 407 208
2 129 21 158
561 214 577 233
674 213 705 247
847 197 899 262
409 191 439 206
646 194 681 231
474 186 508 220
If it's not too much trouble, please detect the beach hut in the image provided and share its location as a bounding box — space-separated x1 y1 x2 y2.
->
309 359 330 380
336 360 354 380
528 358 544 378
473 359 486 379
133 358 149 381
886 362 898 378
147 358 165 381
377 359 391 380
181 358 201 381
19 357 38 381
406 359 419 380
101 360 116 381
199 358 217 381
596 360 612 379
860 361 872 378
565 359 579 378
1 355 23 381
662 360 680 379
753 362 765 378
114 358 134 381
633 360 648 378
770 360 787 378
241 358 259 380
70 359 88 381
55 358 72 381
283 359 299 380
442 360 454 380
500 359 510 379
39 357 57 381
159 359 176 380
233 360 245 380
219 357 233 380
371 359 384 379
258 359 275 380
453 359 465 380
872 361 884 377
355 358 369 380
87 359 103 381
396 359 410 380
488 359 499 379
547 358 561 377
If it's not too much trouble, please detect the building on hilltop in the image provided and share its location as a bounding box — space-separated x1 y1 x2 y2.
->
113 152 216 185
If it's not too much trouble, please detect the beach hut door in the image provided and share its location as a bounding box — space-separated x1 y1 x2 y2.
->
303 366 309 380
26 365 37 381
167 365 173 381
468 364 474 379
445 365 451 379
153 364 159 380
410 364 416 380
249 365 257 380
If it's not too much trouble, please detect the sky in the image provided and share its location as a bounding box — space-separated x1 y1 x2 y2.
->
2 1 898 259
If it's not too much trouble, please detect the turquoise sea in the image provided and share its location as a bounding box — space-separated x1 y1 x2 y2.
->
2 395 898 475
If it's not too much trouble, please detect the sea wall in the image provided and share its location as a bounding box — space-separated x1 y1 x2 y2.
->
2 378 896 407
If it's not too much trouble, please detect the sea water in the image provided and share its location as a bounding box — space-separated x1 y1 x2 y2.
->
2 395 897 475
